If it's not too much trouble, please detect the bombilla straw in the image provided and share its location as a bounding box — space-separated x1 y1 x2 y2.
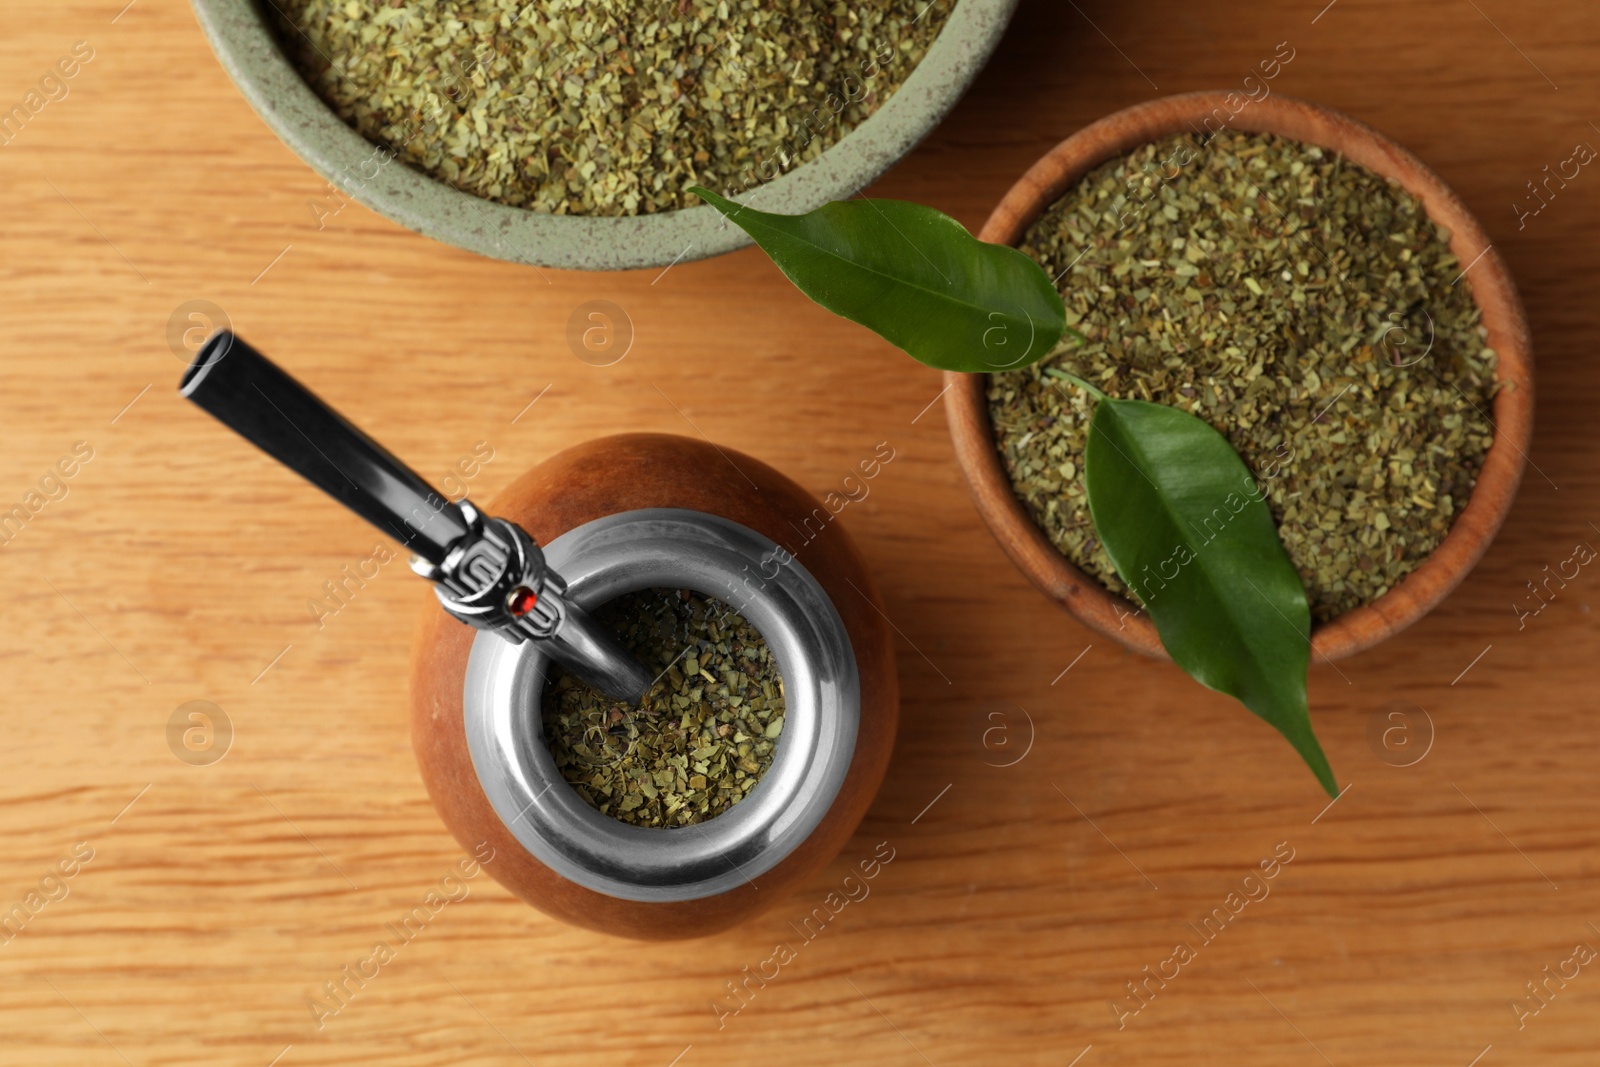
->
179 330 654 704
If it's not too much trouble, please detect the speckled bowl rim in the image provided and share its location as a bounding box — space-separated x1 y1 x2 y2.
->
189 0 1018 271
943 91 1535 663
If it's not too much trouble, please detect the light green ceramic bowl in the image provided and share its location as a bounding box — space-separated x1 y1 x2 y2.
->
190 0 1018 271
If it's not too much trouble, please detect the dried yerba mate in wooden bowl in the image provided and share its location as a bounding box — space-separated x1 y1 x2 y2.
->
988 129 1498 625
946 93 1532 668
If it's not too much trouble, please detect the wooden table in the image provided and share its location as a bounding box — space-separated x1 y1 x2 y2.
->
3 1 1597 1063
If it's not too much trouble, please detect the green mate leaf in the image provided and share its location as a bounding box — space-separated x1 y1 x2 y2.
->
1084 397 1337 797
691 187 1066 372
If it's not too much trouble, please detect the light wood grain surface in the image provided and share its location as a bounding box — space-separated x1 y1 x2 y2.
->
3 1 1598 1064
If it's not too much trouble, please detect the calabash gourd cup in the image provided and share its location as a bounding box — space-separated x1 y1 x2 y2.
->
412 434 899 939
179 336 897 941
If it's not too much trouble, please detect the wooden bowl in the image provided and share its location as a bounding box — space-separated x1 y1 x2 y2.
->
944 91 1533 662
410 433 898 939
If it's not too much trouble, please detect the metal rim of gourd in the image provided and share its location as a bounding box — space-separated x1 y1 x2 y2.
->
461 508 860 903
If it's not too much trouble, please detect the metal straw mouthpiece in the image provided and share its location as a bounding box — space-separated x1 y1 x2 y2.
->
409 501 655 702
178 330 653 703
